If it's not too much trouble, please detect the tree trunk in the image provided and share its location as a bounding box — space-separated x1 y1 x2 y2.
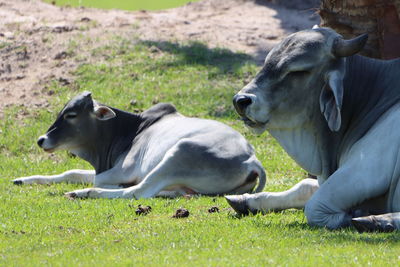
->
319 0 400 59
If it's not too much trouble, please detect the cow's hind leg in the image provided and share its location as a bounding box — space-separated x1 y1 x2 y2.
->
13 169 95 185
226 178 319 215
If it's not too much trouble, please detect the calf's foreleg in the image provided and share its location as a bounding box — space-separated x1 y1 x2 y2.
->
13 169 95 185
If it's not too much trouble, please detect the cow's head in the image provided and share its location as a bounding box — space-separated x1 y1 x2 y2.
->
37 91 116 153
233 27 368 134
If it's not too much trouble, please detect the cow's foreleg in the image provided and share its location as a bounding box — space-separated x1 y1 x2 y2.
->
226 178 319 215
305 165 391 229
13 169 95 185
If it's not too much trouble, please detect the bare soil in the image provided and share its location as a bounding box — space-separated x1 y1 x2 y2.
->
0 0 319 113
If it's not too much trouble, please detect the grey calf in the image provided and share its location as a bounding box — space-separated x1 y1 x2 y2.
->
14 92 266 199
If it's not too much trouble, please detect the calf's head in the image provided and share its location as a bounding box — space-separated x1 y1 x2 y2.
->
37 91 116 153
233 27 367 134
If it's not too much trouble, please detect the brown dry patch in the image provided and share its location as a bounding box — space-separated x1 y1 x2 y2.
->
0 0 319 115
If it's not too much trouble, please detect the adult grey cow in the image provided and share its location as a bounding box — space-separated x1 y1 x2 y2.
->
13 92 266 199
226 26 400 232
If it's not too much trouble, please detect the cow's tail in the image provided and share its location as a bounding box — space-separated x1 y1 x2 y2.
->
253 159 266 193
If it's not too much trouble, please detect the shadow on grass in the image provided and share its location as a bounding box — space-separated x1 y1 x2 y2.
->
285 221 400 244
139 40 254 75
230 210 400 244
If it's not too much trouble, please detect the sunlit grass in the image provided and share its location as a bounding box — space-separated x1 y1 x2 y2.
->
1 38 399 266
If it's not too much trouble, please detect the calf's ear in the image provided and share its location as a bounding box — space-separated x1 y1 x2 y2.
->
94 106 116 121
319 69 344 132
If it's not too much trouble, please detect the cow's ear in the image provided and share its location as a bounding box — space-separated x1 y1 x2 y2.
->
94 106 116 121
319 70 344 132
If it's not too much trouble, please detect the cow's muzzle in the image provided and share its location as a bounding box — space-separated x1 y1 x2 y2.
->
233 94 252 117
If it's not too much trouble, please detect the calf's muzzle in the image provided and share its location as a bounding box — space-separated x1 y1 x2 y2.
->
37 135 46 148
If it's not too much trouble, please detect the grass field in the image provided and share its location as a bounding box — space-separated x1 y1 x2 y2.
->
1 37 400 266
43 0 199 11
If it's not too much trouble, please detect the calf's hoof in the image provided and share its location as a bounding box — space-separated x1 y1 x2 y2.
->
64 192 78 200
225 195 250 216
13 180 23 185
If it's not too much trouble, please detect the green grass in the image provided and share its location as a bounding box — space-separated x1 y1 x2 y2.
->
43 0 200 11
1 38 399 266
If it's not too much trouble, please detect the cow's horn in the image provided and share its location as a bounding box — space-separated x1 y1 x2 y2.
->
332 33 368 57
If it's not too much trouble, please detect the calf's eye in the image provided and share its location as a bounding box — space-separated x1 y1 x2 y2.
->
64 113 77 119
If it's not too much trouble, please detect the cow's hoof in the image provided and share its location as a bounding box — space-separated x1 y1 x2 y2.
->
351 217 374 233
383 223 395 232
13 180 23 185
225 195 250 216
352 216 395 233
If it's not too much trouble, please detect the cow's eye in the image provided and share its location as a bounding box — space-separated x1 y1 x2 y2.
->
64 113 77 119
288 70 309 76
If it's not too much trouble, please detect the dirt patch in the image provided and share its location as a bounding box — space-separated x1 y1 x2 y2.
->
0 0 319 114
172 208 190 218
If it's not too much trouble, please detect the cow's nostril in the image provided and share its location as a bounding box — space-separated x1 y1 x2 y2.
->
233 95 252 115
37 136 45 147
237 96 252 107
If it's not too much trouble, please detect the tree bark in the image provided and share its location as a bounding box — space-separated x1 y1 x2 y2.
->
319 0 400 59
